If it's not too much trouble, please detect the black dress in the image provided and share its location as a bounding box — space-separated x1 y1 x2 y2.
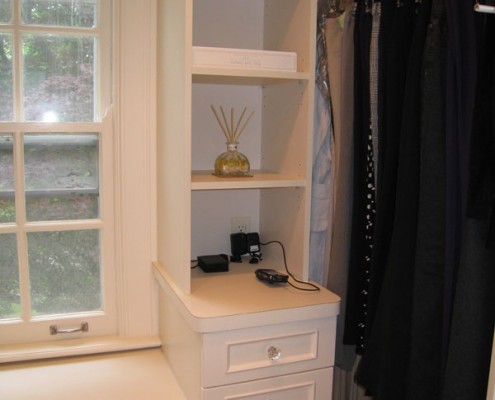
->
356 0 432 397
407 0 447 396
343 0 373 353
442 10 495 400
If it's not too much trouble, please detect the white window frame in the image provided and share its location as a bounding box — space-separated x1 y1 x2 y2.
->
0 0 159 361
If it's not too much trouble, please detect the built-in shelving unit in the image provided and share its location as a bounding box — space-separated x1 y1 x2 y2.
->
155 2 339 398
157 0 316 294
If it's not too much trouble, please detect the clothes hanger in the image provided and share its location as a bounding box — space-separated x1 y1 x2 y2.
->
325 0 345 18
474 0 495 13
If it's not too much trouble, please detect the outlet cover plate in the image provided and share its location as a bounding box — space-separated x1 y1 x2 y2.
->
231 217 250 233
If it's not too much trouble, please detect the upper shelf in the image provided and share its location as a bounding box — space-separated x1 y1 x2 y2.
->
191 170 306 190
192 67 311 85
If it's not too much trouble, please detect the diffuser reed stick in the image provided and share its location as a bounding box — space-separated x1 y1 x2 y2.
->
210 105 254 143
210 105 231 142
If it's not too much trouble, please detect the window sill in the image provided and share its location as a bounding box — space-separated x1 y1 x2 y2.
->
0 335 161 364
0 348 187 400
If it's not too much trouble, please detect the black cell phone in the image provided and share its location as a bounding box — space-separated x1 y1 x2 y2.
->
255 269 289 284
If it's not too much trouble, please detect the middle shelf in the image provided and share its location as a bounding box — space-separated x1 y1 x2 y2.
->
191 170 306 190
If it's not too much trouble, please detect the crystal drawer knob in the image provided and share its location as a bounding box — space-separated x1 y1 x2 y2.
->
267 345 282 360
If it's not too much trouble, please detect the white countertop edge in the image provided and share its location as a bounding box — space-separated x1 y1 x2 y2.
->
152 262 340 333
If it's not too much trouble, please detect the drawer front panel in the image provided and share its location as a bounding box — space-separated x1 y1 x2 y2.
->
203 317 336 387
202 367 333 400
227 330 318 373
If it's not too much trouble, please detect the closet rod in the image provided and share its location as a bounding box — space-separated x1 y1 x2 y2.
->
474 1 495 13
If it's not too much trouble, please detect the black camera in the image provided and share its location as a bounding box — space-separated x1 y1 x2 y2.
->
230 232 261 263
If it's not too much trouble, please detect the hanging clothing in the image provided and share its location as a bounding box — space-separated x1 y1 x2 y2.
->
465 13 495 248
442 11 495 400
309 1 335 285
356 0 431 397
369 1 380 190
407 0 447 397
311 0 495 398
343 0 373 353
363 0 416 342
326 10 358 372
442 0 480 370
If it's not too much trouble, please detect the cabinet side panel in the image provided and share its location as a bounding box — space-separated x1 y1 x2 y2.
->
260 187 308 280
158 287 202 400
261 0 316 281
157 0 192 292
264 0 316 73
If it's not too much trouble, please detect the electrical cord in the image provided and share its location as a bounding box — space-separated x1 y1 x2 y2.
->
260 240 320 292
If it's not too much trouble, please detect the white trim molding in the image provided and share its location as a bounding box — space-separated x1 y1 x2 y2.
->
113 0 158 338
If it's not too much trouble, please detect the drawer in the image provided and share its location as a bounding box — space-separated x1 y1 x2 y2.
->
202 317 336 388
202 367 333 400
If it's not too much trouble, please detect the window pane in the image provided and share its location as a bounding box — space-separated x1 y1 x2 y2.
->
24 134 99 221
0 33 13 121
0 234 20 320
28 230 101 316
0 0 12 24
21 0 96 28
22 34 95 122
0 134 15 223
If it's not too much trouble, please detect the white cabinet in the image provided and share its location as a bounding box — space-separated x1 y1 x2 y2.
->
155 0 339 398
153 263 340 400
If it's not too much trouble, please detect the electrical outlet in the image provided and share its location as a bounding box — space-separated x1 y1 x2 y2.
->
231 217 250 233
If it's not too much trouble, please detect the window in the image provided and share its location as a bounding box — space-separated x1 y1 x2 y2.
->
0 0 116 345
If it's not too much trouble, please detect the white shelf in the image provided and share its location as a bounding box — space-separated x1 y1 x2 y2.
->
191 170 306 190
192 67 311 85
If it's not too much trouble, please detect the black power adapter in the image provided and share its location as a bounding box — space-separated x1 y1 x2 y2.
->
230 232 261 263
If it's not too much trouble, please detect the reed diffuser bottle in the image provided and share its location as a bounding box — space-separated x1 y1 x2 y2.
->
211 105 254 177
